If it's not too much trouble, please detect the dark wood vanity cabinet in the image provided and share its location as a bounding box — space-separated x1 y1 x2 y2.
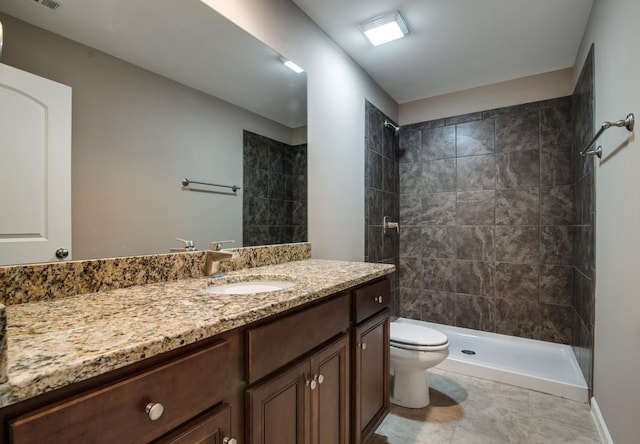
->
154 403 232 444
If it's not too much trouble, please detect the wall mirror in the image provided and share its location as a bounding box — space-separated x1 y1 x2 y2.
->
0 0 307 265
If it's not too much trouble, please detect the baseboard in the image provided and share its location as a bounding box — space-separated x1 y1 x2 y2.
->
591 396 614 444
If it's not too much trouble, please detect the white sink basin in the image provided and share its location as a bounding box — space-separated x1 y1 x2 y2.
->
202 280 296 295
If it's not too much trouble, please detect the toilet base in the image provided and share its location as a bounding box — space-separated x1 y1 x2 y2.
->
390 368 431 408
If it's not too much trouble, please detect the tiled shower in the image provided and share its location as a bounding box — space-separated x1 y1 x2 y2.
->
365 56 596 391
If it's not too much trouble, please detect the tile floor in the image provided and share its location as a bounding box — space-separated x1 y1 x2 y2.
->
373 368 601 444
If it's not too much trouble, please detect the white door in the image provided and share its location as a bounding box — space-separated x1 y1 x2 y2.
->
0 63 71 266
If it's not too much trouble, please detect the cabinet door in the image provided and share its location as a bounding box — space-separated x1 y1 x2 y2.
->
310 334 349 444
153 404 233 444
246 359 312 444
353 310 389 443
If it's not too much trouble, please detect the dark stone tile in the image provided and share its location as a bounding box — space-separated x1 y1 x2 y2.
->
406 119 445 132
540 185 574 225
423 259 456 292
368 188 383 224
575 225 594 276
400 226 421 257
243 226 269 246
367 107 383 154
400 194 421 225
541 105 572 148
445 112 483 125
456 190 495 225
456 119 495 157
421 126 456 161
541 145 572 186
292 226 307 243
574 269 594 330
456 226 494 261
540 265 572 306
421 291 457 325
539 304 572 344
269 143 285 175
367 150 383 189
383 192 399 224
495 299 539 339
246 197 268 226
290 175 306 202
495 188 539 225
422 159 456 192
268 174 286 200
495 226 540 264
495 111 540 153
383 122 399 161
456 261 495 297
399 257 422 289
482 104 526 119
399 162 422 195
382 228 398 261
291 145 307 176
243 131 269 171
496 150 540 189
398 129 421 164
367 225 383 262
575 174 594 226
421 226 457 259
524 96 572 111
456 154 496 191
383 158 398 193
268 226 284 244
541 226 573 265
422 192 456 225
245 167 269 199
495 262 539 301
455 293 495 331
269 199 287 225
399 287 421 319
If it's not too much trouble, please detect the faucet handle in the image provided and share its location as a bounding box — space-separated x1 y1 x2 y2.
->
209 240 235 251
174 238 195 251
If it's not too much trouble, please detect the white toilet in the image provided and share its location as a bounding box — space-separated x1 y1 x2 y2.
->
390 322 449 408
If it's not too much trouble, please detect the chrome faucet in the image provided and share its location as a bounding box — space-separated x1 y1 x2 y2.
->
170 238 196 252
205 240 236 276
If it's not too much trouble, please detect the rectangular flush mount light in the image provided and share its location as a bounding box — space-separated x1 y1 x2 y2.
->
279 57 304 73
360 11 409 46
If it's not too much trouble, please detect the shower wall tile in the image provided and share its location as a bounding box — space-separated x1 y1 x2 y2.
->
495 188 539 225
422 226 457 259
495 226 540 264
368 151 383 189
456 261 495 297
421 126 456 160
422 192 457 225
495 298 539 339
399 288 422 319
540 265 573 306
368 188 383 223
456 154 496 190
494 262 539 301
495 112 540 153
456 119 495 157
421 291 457 324
367 226 383 262
422 159 457 192
456 293 495 331
383 159 399 193
456 190 495 226
456 226 495 261
396 96 575 345
422 258 456 292
496 150 540 189
541 185 575 225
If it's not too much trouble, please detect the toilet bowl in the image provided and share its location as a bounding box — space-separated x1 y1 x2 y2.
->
390 322 449 408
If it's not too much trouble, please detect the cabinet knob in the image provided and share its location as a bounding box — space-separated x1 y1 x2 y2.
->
223 438 238 444
145 402 164 421
55 248 69 259
306 378 317 390
360 342 367 350
375 295 384 304
315 374 325 385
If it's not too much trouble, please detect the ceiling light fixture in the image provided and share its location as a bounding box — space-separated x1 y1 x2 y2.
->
359 11 410 47
279 57 304 74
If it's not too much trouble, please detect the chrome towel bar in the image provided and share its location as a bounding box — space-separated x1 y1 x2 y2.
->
580 113 634 159
181 178 240 192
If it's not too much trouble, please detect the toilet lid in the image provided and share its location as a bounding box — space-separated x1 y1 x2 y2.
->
390 323 448 347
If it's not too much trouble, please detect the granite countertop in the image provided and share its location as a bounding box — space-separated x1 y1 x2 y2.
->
0 259 394 408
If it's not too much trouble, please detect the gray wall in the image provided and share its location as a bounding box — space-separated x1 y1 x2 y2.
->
398 98 575 343
364 101 400 317
0 13 294 260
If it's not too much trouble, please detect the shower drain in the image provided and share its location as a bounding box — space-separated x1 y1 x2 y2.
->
461 349 476 355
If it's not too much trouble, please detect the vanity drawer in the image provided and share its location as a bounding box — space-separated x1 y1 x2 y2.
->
10 341 229 444
353 278 390 323
247 293 350 384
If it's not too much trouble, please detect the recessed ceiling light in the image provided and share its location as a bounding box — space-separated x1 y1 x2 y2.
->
359 11 410 47
279 57 304 73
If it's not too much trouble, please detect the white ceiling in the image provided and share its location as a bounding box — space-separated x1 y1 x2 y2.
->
293 0 594 103
0 0 307 128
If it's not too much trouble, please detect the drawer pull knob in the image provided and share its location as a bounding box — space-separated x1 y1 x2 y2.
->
223 438 238 444
315 374 325 385
361 342 367 350
374 295 384 304
145 402 164 421
306 378 318 390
